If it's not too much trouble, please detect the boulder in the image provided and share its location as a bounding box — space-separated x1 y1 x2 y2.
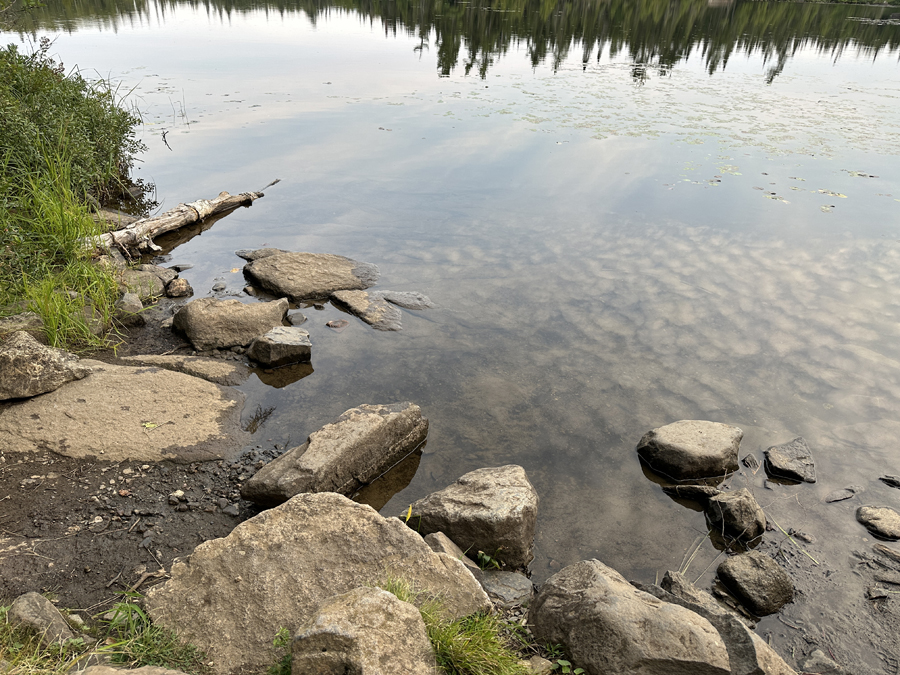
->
247 326 312 367
120 269 165 301
0 332 92 401
136 264 178 286
637 420 742 481
717 552 794 616
145 492 490 675
0 359 248 462
706 489 766 541
331 290 403 331
640 578 796 675
165 278 193 298
114 292 145 327
242 402 428 507
243 251 379 301
0 311 46 343
856 505 900 540
287 310 307 326
173 297 288 350
292 586 438 675
404 465 539 568
8 591 75 647
529 559 730 675
480 570 534 608
236 247 291 261
423 532 482 579
118 355 252 386
764 438 816 483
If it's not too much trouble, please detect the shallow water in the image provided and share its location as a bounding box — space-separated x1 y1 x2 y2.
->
5 0 900 670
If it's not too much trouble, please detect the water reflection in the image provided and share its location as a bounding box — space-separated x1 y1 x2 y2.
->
11 0 900 80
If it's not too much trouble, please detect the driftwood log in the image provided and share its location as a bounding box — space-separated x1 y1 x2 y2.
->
91 190 265 254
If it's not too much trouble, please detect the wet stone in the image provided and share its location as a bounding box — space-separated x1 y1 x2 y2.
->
825 486 862 503
857 506 900 540
247 327 311 367
879 475 900 489
764 437 816 483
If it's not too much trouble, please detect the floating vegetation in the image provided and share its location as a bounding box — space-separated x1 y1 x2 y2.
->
818 189 848 198
844 170 879 178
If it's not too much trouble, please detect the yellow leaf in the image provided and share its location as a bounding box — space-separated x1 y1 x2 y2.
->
230 268 240 273
405 505 412 523
142 422 158 429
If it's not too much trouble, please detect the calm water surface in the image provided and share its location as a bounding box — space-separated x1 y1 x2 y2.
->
5 0 900 670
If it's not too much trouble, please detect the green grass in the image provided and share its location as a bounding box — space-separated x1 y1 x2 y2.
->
0 38 146 349
379 577 531 675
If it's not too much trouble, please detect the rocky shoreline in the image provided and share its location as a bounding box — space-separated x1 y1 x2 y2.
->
0 244 895 675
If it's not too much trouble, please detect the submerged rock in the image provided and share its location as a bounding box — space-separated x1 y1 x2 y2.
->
243 251 379 301
856 505 900 540
380 290 435 310
530 559 730 675
404 465 539 568
119 355 252 386
145 492 490 675
331 290 402 331
662 484 722 506
242 402 428 507
0 331 92 401
292 587 438 675
637 420 742 481
717 551 794 616
764 437 816 483
173 297 288 350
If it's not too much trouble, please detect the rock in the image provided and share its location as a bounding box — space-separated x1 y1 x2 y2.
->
879 475 900 489
404 465 539 568
145 492 490 675
825 486 862 503
235 247 290 261
380 290 435 310
211 281 226 292
331 290 402 331
291 586 438 675
717 552 794 616
530 559 730 675
173 297 288 350
136 264 178 286
120 269 165 301
0 360 248 462
798 649 850 675
243 251 379 301
856 505 900 540
8 591 75 647
423 532 482 578
0 332 92 401
741 454 760 471
114 292 145 327
638 579 795 675
637 420 742 481
287 310 307 326
660 571 737 620
764 437 816 483
521 656 554 675
119 355 252 386
0 311 46 343
165 278 193 298
480 570 534 608
662 484 722 506
247 327 312 367
242 402 428 506
706 488 766 541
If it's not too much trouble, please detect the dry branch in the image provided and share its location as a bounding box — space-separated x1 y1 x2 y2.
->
91 190 265 254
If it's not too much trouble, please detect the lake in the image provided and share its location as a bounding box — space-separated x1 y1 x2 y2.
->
4 0 900 670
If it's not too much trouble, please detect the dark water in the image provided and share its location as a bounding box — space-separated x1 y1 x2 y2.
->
5 0 900 670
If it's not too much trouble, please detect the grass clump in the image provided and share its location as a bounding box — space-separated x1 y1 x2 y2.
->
96 599 210 673
0 604 89 674
379 577 530 675
0 38 146 349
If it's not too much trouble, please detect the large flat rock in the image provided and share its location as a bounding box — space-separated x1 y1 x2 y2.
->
119 355 252 386
0 360 248 462
145 492 490 675
244 252 379 301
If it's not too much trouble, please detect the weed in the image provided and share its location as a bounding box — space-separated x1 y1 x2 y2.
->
95 597 209 673
379 577 530 675
267 627 292 675
550 659 585 674
0 604 90 674
476 550 502 570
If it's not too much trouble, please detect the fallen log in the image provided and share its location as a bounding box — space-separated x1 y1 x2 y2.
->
90 189 267 254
